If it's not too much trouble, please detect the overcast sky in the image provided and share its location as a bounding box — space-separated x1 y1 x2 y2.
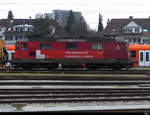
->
0 0 150 30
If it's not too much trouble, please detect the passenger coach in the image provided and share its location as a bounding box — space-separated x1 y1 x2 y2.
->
129 44 150 67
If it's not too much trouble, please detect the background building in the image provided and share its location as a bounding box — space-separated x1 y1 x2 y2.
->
42 10 82 28
104 16 150 44
0 19 67 45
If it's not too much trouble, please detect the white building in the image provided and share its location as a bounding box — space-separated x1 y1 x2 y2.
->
104 17 150 44
0 26 6 40
0 19 68 45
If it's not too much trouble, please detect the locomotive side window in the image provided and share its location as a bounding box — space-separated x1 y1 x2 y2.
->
92 43 103 50
40 43 51 49
117 44 121 50
66 43 78 50
130 50 136 58
22 43 27 50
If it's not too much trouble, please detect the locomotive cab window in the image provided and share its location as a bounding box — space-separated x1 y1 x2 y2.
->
40 43 52 50
16 43 19 50
66 43 78 50
130 50 136 58
92 43 103 50
22 43 27 50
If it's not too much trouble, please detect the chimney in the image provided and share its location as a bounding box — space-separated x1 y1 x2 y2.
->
129 16 133 19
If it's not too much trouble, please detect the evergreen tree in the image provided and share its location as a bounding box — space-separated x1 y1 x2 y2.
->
98 13 103 32
7 10 14 20
64 10 76 34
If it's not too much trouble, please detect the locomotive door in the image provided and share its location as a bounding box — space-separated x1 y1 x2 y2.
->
139 51 150 66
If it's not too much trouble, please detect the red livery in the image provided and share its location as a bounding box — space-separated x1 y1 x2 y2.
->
12 37 133 69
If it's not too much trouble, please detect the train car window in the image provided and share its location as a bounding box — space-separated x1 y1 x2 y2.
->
66 43 78 50
140 52 143 61
130 50 136 58
22 43 27 50
146 52 149 61
40 43 51 50
92 43 103 50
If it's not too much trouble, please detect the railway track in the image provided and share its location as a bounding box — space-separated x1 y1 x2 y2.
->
1 88 150 103
0 75 150 112
0 68 150 74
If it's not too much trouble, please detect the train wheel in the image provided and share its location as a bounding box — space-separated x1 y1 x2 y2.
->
112 67 122 70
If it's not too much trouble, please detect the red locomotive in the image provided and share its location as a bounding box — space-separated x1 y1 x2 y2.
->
12 36 133 69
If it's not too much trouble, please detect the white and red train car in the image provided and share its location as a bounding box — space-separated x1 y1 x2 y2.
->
129 44 150 67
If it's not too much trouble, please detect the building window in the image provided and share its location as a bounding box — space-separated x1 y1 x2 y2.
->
27 27 33 32
128 29 132 33
137 38 141 44
122 29 132 33
15 36 18 41
135 28 140 33
28 28 30 31
133 38 136 43
143 29 148 32
15 27 24 32
127 39 131 43
66 43 78 50
5 36 8 40
122 29 127 33
19 36 23 39
10 36 13 41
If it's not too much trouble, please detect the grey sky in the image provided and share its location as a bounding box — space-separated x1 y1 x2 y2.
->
0 0 150 30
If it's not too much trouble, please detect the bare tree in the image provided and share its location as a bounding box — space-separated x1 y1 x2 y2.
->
71 16 88 36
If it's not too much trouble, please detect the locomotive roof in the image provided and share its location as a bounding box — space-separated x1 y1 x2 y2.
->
26 36 116 42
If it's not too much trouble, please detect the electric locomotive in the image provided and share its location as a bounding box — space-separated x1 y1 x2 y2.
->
12 36 134 69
